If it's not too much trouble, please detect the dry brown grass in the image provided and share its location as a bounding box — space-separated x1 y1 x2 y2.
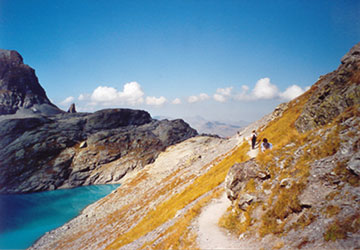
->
219 94 359 239
324 213 360 241
140 187 224 250
105 141 250 249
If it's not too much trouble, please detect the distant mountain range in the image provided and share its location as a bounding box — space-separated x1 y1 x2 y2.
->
154 115 250 137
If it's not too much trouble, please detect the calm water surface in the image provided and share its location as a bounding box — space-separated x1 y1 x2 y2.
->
0 184 119 249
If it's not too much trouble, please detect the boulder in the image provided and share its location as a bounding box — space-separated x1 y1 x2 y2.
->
225 159 270 207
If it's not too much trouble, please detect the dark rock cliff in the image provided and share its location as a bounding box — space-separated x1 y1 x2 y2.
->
0 49 61 115
0 50 198 194
0 108 198 194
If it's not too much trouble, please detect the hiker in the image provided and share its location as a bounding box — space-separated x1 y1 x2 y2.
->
251 130 257 149
261 138 273 152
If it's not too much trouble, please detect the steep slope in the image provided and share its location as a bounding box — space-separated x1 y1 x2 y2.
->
27 43 359 249
29 135 243 250
28 110 278 250
223 43 360 249
0 49 61 115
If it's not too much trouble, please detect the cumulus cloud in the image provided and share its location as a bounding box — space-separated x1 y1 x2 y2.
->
226 79 307 101
213 93 226 102
213 87 233 103
91 86 118 102
146 96 167 106
216 87 232 96
242 85 250 92
78 94 86 101
60 96 74 106
90 81 144 106
172 98 182 104
279 84 305 100
188 93 210 103
252 78 279 99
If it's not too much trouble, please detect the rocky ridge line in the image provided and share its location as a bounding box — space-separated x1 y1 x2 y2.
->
0 49 61 115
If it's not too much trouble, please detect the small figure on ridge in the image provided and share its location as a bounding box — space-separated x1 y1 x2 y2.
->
251 130 257 150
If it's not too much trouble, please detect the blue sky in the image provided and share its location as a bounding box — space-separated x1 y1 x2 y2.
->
1 0 359 123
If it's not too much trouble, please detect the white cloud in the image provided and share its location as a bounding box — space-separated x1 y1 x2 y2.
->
118 82 145 105
60 96 74 106
78 94 86 101
252 78 279 99
241 85 249 92
172 98 182 104
199 93 210 100
90 81 144 106
213 87 233 103
213 93 226 102
146 96 167 106
279 85 305 100
188 93 210 103
234 85 251 101
91 86 118 102
188 96 199 103
216 87 232 96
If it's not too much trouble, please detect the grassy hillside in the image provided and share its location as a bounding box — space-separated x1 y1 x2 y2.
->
219 75 360 248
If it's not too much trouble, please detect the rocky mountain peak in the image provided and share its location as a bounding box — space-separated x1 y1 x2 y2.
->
341 42 360 65
0 49 24 65
0 49 61 115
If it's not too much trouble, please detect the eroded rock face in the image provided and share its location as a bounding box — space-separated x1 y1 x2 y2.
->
295 43 360 133
225 159 270 210
0 49 61 115
0 109 198 194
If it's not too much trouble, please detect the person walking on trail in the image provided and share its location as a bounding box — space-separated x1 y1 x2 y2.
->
251 130 257 150
261 138 273 152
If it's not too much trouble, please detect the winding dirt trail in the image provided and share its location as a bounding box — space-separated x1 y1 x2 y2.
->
196 143 259 250
197 192 244 249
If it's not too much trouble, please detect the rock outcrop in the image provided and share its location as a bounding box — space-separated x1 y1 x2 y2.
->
0 50 198 194
67 103 76 113
225 159 270 210
0 108 197 193
295 42 360 133
0 49 62 115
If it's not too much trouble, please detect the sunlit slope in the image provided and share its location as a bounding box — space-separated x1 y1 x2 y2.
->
221 43 360 249
30 135 251 249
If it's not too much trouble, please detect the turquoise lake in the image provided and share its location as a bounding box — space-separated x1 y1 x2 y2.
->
0 184 120 249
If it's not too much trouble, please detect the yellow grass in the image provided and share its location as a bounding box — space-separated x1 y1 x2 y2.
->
140 187 224 250
106 141 250 249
